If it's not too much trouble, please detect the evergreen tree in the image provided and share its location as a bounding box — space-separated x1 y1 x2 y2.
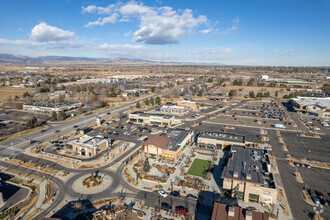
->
27 117 37 128
51 111 57 121
136 101 141 108
61 110 67 120
144 98 150 105
155 96 161 105
150 97 155 105
275 91 278 97
151 86 155 92
228 90 236 97
249 91 255 98
143 158 151 173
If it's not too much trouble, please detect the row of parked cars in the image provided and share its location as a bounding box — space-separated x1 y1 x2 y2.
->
307 188 329 206
295 162 311 168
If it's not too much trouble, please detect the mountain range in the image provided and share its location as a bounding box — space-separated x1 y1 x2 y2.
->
0 53 158 65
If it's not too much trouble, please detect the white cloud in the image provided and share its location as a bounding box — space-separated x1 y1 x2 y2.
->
18 27 23 32
221 16 239 33
195 47 233 54
130 6 208 44
119 2 154 17
82 4 115 14
199 28 219 34
30 22 75 42
84 13 119 27
83 2 208 45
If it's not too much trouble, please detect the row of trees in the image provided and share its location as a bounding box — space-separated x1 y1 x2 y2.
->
136 96 162 108
51 110 67 121
249 91 273 98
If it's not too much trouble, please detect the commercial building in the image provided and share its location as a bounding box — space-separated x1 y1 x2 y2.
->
177 100 197 110
211 202 269 220
221 146 277 205
143 129 193 162
160 105 186 115
71 135 108 157
197 131 246 149
128 111 182 127
23 102 81 113
291 96 330 118
125 89 149 96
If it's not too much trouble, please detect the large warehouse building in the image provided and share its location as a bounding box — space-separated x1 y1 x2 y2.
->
291 97 330 119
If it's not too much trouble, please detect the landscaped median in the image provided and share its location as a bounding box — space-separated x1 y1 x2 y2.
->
5 158 59 175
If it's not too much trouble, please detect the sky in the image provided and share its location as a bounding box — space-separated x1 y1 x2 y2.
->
0 0 329 66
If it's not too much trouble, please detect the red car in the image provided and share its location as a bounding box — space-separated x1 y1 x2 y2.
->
316 191 324 198
175 206 188 215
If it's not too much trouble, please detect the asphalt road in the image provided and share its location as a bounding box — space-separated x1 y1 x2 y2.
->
135 190 197 216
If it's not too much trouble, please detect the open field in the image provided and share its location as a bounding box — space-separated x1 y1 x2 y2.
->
0 86 35 99
187 159 211 178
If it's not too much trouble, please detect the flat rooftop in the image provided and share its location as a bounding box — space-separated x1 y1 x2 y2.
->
228 146 264 170
222 146 275 188
72 135 107 148
165 129 191 151
291 97 330 109
199 131 245 144
130 111 173 119
24 102 80 108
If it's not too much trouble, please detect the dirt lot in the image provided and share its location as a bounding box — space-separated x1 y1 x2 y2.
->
0 86 35 100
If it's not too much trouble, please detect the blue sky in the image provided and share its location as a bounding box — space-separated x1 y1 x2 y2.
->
0 0 329 66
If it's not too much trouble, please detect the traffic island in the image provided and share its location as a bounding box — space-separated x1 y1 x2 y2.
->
82 175 103 188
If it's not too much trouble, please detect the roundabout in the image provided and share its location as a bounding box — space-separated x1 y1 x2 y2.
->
66 169 120 198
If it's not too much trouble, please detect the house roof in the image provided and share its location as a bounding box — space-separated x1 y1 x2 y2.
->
143 136 171 149
211 202 269 220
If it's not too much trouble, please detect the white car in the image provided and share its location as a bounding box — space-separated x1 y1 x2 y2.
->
158 190 168 198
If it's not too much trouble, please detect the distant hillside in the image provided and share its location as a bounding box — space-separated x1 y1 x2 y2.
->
0 53 160 65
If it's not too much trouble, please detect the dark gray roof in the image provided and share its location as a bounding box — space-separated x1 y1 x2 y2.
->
131 111 173 119
199 131 245 144
229 146 263 170
24 102 80 108
221 167 264 185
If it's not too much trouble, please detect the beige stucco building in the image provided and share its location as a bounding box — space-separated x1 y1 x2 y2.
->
221 146 277 205
197 131 246 149
143 129 193 162
129 111 182 127
71 135 108 157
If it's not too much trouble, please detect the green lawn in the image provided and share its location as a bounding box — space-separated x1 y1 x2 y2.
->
187 159 211 178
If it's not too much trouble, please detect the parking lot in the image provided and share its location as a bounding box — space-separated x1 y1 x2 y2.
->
276 160 330 220
281 131 330 163
206 100 298 130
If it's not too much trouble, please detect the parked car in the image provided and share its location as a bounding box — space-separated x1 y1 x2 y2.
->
306 164 311 168
313 197 320 205
186 194 198 200
175 206 188 215
295 162 300 167
320 198 329 206
158 189 167 198
161 203 172 211
309 189 317 198
316 191 324 199
170 191 180 197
